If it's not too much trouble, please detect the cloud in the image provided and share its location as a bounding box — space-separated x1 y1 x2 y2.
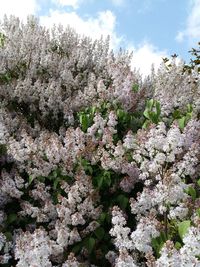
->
129 42 168 76
110 0 125 6
175 31 184 43
52 0 81 9
176 0 200 44
0 0 38 20
40 9 122 49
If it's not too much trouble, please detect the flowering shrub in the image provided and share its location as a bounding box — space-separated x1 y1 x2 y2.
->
0 15 200 267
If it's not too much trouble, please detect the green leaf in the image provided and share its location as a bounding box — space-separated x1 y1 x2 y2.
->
185 113 192 124
143 100 160 124
187 186 196 200
4 232 12 241
178 117 186 130
150 112 159 123
79 113 89 132
196 208 200 217
117 109 125 119
37 175 45 183
94 227 105 240
103 171 111 186
117 195 129 209
172 109 181 119
155 101 161 117
28 175 34 185
2 73 12 83
175 241 182 249
85 237 95 253
142 120 151 129
178 220 191 240
0 32 6 47
91 106 96 115
97 175 104 188
0 144 7 155
53 178 60 190
105 213 111 223
103 232 111 241
147 99 154 110
7 213 17 224
143 109 151 120
43 153 48 161
52 170 58 178
81 159 93 175
151 233 166 257
72 243 82 253
187 104 193 113
82 115 88 131
80 158 93 175
132 84 139 92
86 166 93 175
98 212 106 223
197 179 200 187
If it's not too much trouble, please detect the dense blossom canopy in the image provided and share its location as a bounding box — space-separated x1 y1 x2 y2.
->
0 15 200 267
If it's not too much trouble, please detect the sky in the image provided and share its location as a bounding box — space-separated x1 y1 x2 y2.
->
0 0 200 76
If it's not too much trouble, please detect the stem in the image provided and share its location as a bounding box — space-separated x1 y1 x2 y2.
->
164 210 168 238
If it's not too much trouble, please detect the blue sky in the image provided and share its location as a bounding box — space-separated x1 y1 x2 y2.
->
0 0 200 76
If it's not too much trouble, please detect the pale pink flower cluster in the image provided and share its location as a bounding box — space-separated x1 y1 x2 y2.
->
109 206 160 257
154 59 200 116
111 119 200 265
109 206 133 250
15 228 53 267
153 226 200 266
55 169 101 249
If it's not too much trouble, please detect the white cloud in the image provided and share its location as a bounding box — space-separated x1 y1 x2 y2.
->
176 0 200 43
0 0 38 20
40 9 122 49
175 31 184 43
129 42 168 76
111 0 125 6
52 0 81 9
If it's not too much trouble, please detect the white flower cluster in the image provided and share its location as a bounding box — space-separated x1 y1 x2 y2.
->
110 207 160 254
115 249 138 267
15 228 52 267
154 59 200 116
62 253 82 267
110 206 133 250
130 216 160 253
19 181 57 223
55 169 101 249
129 122 191 218
154 226 200 266
116 118 200 265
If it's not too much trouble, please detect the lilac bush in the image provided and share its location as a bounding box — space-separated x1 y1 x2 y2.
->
0 15 200 266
